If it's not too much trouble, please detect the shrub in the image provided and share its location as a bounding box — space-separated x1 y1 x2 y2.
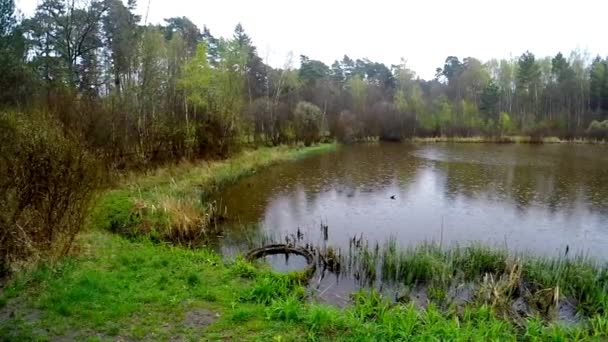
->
293 101 323 146
587 120 608 140
0 111 102 275
335 110 359 143
376 102 415 142
498 112 514 135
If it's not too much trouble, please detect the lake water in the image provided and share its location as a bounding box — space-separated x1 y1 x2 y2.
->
217 143 608 260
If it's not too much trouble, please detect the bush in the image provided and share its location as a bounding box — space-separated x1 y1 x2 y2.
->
498 112 514 136
376 102 415 142
335 110 359 143
293 101 323 146
587 120 608 140
0 112 102 275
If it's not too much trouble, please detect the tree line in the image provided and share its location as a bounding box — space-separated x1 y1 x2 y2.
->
2 0 608 166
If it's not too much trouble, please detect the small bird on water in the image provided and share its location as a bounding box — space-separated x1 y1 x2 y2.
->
390 195 396 200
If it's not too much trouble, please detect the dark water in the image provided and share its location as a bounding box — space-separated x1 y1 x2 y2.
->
262 253 310 273
217 143 608 260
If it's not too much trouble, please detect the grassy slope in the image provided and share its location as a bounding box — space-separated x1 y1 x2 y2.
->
1 142 608 341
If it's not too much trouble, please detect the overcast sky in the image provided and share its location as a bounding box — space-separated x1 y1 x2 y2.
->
15 0 608 79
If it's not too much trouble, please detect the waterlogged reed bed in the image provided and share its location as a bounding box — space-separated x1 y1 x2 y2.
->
330 239 608 322
230 225 608 324
92 143 336 243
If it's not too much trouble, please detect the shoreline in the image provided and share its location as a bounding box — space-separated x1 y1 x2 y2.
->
92 143 337 242
409 136 607 144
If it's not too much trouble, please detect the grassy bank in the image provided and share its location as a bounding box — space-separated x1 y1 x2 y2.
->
2 230 608 341
93 143 336 243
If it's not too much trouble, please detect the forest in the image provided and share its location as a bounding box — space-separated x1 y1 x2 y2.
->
2 0 608 165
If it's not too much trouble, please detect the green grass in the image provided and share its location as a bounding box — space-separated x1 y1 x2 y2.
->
0 230 314 341
3 231 608 340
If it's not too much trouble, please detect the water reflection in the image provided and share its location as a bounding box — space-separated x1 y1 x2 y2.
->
217 143 608 259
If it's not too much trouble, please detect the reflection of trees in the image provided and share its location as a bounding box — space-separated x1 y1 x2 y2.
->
218 143 423 222
218 143 608 235
437 145 608 218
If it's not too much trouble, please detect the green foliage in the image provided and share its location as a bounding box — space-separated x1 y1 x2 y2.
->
266 296 303 322
436 97 453 134
590 57 608 112
480 82 499 118
1 0 607 152
179 43 212 110
395 245 450 285
299 55 330 85
304 305 344 333
461 99 481 130
293 101 323 146
452 245 508 279
230 256 258 278
0 0 31 105
91 190 139 234
241 274 304 304
393 89 408 113
347 75 367 114
351 290 391 321
0 0 15 36
499 111 515 134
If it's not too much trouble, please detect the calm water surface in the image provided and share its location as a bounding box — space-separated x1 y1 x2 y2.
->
217 143 608 259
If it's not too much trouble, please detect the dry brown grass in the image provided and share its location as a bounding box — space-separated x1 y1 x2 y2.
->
476 260 522 312
159 197 209 242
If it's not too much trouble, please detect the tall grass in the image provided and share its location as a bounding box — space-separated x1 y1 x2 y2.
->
345 240 608 320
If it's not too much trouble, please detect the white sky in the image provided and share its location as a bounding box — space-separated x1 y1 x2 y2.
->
16 0 608 79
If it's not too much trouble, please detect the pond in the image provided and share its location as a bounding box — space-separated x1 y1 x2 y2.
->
215 143 608 304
